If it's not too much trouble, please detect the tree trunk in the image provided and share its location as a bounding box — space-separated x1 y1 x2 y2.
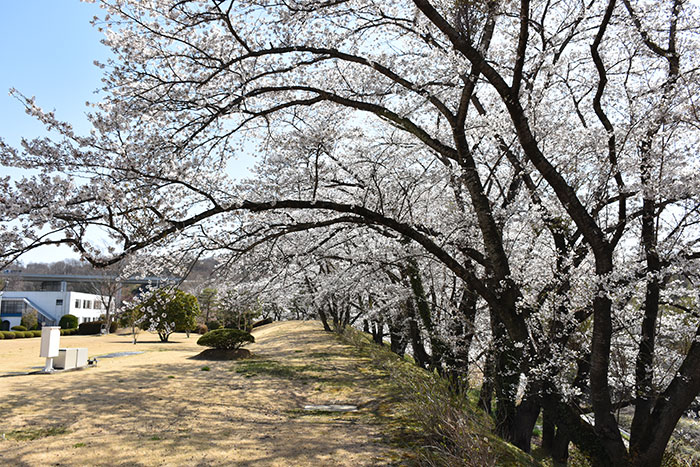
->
388 320 408 356
511 394 541 453
406 300 430 369
317 307 331 332
444 286 477 394
551 426 570 466
478 346 496 414
541 407 555 453
491 315 521 442
372 320 385 345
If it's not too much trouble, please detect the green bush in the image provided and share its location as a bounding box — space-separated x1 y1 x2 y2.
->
22 331 34 338
11 325 27 331
21 310 38 330
205 320 221 331
32 330 42 337
77 320 116 335
78 321 102 335
196 324 208 334
0 332 4 339
59 314 79 329
2 331 16 339
197 329 254 350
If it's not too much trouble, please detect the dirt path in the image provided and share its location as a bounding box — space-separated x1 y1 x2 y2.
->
0 321 404 466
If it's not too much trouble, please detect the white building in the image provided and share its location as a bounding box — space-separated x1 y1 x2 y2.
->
0 291 109 330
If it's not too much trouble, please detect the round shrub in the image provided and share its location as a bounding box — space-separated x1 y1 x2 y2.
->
0 333 4 340
2 331 16 339
196 324 208 334
197 329 254 351
59 314 79 329
11 325 27 331
32 330 42 337
22 331 33 338
205 320 221 331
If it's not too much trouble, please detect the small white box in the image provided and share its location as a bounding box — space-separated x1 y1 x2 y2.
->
39 327 61 358
75 348 88 368
55 348 76 369
55 348 89 369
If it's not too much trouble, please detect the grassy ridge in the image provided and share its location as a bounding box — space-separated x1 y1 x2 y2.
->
339 327 541 466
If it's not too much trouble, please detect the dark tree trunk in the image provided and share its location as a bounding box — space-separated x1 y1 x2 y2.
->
388 320 408 356
551 426 570 466
478 345 496 414
406 300 430 369
317 308 331 332
511 392 541 453
405 258 446 371
372 320 385 345
443 285 478 394
630 145 661 455
541 406 555 453
491 316 521 442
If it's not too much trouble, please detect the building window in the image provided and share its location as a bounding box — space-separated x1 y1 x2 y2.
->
83 300 91 309
1 301 25 315
93 301 101 310
75 300 81 308
56 299 63 306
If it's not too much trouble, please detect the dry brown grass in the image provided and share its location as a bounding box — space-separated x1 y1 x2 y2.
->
0 321 405 466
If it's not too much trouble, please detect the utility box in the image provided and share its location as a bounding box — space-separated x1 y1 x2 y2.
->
40 326 61 358
54 348 88 370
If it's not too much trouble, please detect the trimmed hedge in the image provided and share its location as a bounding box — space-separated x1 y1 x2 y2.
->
11 325 27 331
0 330 43 339
197 328 254 350
205 321 221 331
59 314 79 329
60 328 78 336
78 321 117 335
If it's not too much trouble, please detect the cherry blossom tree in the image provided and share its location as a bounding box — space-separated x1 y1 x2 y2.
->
1 0 700 464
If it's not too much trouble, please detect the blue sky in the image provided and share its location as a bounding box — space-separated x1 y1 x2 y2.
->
0 1 108 148
1 1 255 266
1 1 108 264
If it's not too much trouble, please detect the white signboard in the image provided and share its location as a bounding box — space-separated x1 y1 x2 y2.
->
40 326 60 358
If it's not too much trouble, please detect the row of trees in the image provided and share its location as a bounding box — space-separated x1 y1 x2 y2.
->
1 0 699 464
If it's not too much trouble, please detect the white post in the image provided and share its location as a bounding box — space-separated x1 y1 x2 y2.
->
39 326 60 373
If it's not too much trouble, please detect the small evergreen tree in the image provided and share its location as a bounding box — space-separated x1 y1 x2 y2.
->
59 314 78 329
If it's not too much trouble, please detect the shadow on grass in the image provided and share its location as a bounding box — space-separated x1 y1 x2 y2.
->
1 321 402 466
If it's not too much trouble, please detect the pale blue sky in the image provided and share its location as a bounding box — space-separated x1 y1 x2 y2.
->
1 1 108 264
0 1 108 147
1 1 254 265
